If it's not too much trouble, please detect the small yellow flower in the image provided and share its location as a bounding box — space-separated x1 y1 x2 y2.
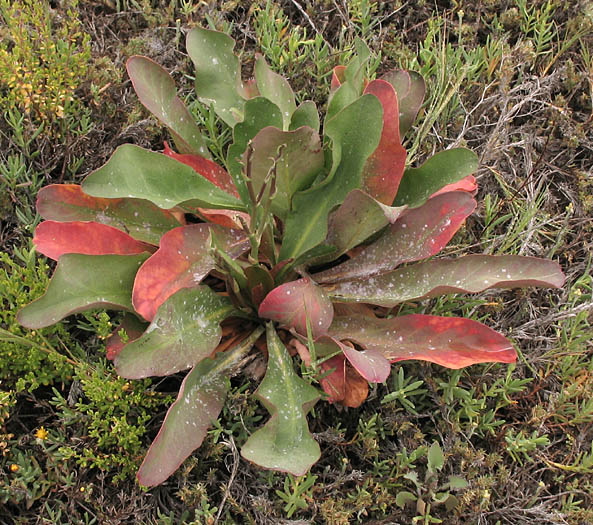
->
10 464 19 472
35 426 48 440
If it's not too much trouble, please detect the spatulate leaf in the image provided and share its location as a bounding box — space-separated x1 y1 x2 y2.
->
115 286 236 379
361 79 407 205
137 327 263 486
36 184 182 245
327 255 565 306
133 224 249 321
394 148 478 208
17 253 148 329
82 144 243 211
186 27 246 127
255 55 296 130
315 191 476 283
127 56 209 157
382 70 425 137
258 278 334 338
330 314 517 368
241 324 320 475
34 221 152 260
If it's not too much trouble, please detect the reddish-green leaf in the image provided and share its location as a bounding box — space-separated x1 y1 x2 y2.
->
247 126 324 219
323 189 406 262
361 79 407 205
115 286 236 379
34 221 152 261
163 142 237 197
258 278 334 338
318 354 369 407
326 255 565 306
17 253 148 329
381 70 425 137
394 149 478 208
315 191 476 283
82 145 243 211
330 314 517 368
105 314 148 360
133 224 249 321
316 336 390 383
255 55 296 130
137 327 263 486
127 56 209 157
431 175 477 198
241 324 320 475
36 184 182 245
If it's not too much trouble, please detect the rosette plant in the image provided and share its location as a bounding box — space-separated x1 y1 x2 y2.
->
18 28 565 486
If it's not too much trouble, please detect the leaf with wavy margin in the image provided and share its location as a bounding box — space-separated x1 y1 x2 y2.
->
361 79 407 205
330 314 518 368
394 149 478 208
137 327 263 486
186 27 247 127
82 145 243 211
258 278 334 338
36 184 182 245
115 286 236 379
326 255 565 306
241 324 320 475
34 221 153 260
133 224 249 321
255 55 296 130
315 191 476 283
318 354 369 407
17 253 148 329
127 56 209 157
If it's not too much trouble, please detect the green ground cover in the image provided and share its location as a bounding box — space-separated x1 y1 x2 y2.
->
0 1 592 523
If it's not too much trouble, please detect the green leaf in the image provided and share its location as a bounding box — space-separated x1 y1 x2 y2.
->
396 491 417 508
290 101 319 132
448 476 469 490
17 253 149 329
280 94 383 261
241 323 320 475
428 442 445 471
136 327 264 486
127 56 209 157
248 126 324 219
115 287 236 379
82 144 243 211
394 148 478 208
381 70 426 137
255 55 296 130
186 27 246 127
324 189 407 259
226 97 283 205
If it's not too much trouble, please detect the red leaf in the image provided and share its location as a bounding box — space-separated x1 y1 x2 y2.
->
34 221 153 261
319 354 369 407
163 142 238 197
431 175 477 198
330 65 346 92
315 191 476 283
133 224 249 321
361 79 407 205
258 278 334 338
330 314 517 369
105 314 147 360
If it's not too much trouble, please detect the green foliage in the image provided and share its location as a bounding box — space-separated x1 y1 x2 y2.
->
0 0 91 126
0 249 76 392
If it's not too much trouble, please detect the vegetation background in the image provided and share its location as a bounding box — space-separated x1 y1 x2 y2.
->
0 0 591 523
